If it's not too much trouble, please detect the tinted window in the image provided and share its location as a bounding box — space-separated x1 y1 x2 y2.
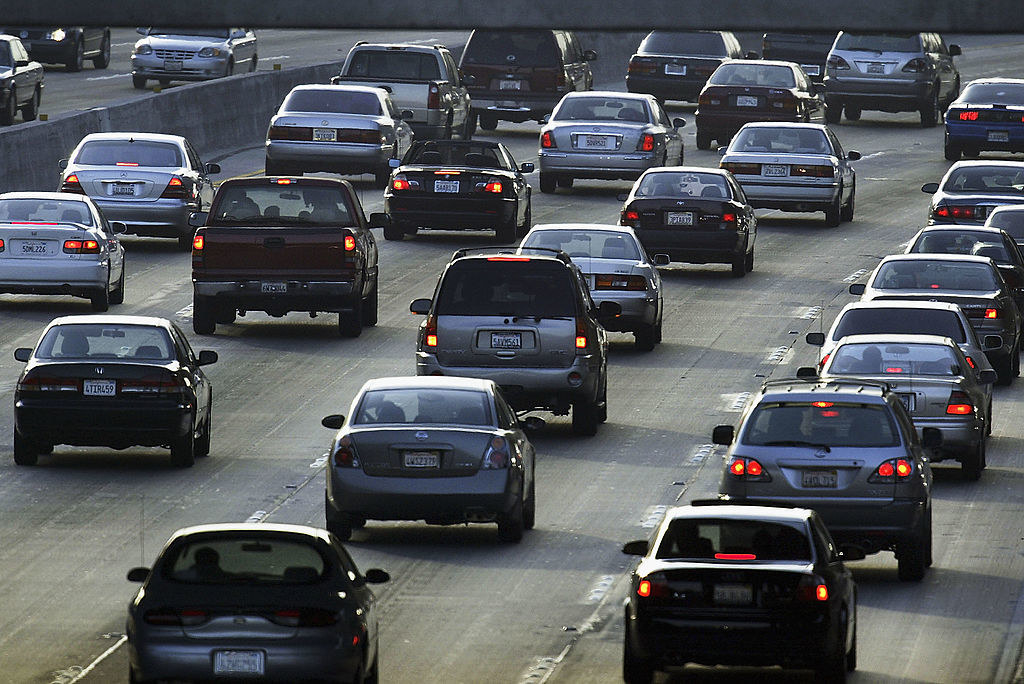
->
872 260 999 291
522 229 641 260
833 308 966 343
35 324 175 360
283 89 382 115
0 198 93 225
640 31 727 56
348 51 441 80
405 142 504 168
709 63 795 88
437 260 576 317
0 42 11 67
553 96 649 123
834 32 922 52
656 519 811 562
912 230 1010 263
76 140 183 167
212 183 352 225
164 537 327 584
635 171 731 199
987 208 1024 238
961 82 1024 106
463 30 559 67
743 402 899 447
732 127 830 154
354 388 493 425
942 166 1024 193
828 342 960 376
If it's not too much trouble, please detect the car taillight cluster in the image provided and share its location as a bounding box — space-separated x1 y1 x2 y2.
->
637 573 670 599
902 58 929 73
391 174 419 191
160 177 189 200
795 575 830 602
477 180 503 194
790 164 835 178
946 390 974 415
627 57 659 75
144 608 209 626
768 91 797 111
120 378 184 396
594 275 647 291
0 238 5 252
17 375 79 393
957 111 980 121
270 608 338 627
728 457 771 481
720 162 761 176
541 131 556 149
63 239 100 253
697 92 720 107
619 210 640 228
60 174 85 194
826 55 851 70
344 235 356 251
575 318 588 350
868 458 914 483
426 83 441 110
637 134 655 152
933 205 981 220
481 436 510 469
333 435 360 468
424 313 438 347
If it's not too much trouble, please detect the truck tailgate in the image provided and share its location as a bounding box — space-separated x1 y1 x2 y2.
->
198 227 354 275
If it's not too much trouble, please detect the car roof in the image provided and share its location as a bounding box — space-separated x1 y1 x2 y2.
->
964 77 1024 87
0 191 95 202
166 522 329 544
838 299 964 313
989 204 1024 214
834 333 957 347
360 376 494 393
759 379 889 403
916 224 1006 235
663 503 813 524
565 90 652 101
289 83 386 96
529 223 637 237
78 132 187 145
45 314 175 329
721 58 799 69
737 121 830 133
946 160 1024 171
877 252 994 266
641 165 731 178
350 42 442 52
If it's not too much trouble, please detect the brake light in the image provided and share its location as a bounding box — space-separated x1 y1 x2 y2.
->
698 92 719 107
895 459 913 477
541 131 556 148
958 111 979 121
120 378 183 396
160 176 188 199
575 317 587 350
0 238 4 252
985 308 999 319
144 609 208 626
946 390 973 415
427 83 440 110
594 275 647 291
934 205 978 220
274 178 295 185
715 553 756 560
17 375 78 392
795 575 830 602
637 573 670 598
481 180 503 193
116 161 139 167
869 458 914 483
481 436 509 469
827 55 851 70
424 313 437 347
627 57 658 76
192 234 204 251
60 174 85 194
902 58 928 73
966 356 976 369
811 401 834 408
344 235 356 251
63 239 100 253
721 213 736 224
333 435 360 468
620 210 640 227
271 608 337 627
392 176 411 191
487 256 530 262
638 134 655 152
728 457 770 480
721 162 760 175
791 165 835 178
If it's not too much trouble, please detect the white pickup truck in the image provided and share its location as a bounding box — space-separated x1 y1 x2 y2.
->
332 43 474 141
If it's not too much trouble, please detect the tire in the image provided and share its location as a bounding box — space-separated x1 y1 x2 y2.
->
846 610 858 672
364 652 380 684
695 130 713 150
556 176 573 189
731 252 747 278
539 172 556 194
824 100 842 124
374 165 392 188
21 87 39 121
634 324 656 352
216 304 236 325
93 31 111 69
571 399 599 436
944 132 963 161
1 87 17 125
523 478 536 530
224 59 235 78
815 618 849 683
897 529 928 582
840 184 855 222
920 88 940 128
495 216 516 243
169 430 196 468
515 196 532 239
844 105 861 121
994 351 1015 386
249 54 258 72
326 512 353 542
497 496 525 543
13 430 39 466
824 189 842 227
744 249 754 273
194 407 212 458
109 262 126 305
383 221 405 241
68 39 85 72
623 636 655 684
462 111 475 139
361 282 378 327
339 296 364 338
177 232 193 252
479 112 498 130
961 439 984 481
90 283 110 312
132 74 147 90
192 295 217 335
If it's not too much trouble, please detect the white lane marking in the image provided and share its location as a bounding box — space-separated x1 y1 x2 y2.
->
112 42 134 47
63 634 128 683
765 345 791 365
265 54 291 60
855 152 887 161
175 303 192 319
86 73 128 81
722 391 751 411
310 454 329 469
843 268 869 283
584 575 615 603
690 444 715 463
517 651 566 684
801 306 823 320
640 505 667 529
246 510 268 523
0 380 16 393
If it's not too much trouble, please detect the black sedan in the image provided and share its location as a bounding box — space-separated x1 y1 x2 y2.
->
622 501 861 683
382 140 533 242
922 160 1024 225
126 523 389 684
13 315 216 467
0 34 44 125
619 166 756 277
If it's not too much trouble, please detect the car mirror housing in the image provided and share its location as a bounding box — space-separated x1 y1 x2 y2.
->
363 568 390 584
520 162 535 173
205 162 221 175
109 221 127 235
388 158 401 169
978 368 999 384
321 414 346 430
368 212 390 229
847 150 862 161
712 424 735 445
806 332 825 346
983 334 1003 350
796 366 819 379
922 182 940 193
622 540 649 556
58 158 68 170
848 283 866 295
653 253 671 267
462 73 476 86
188 211 208 228
410 298 431 315
126 567 150 582
14 347 31 362
197 350 218 366
522 416 546 431
672 117 686 129
949 44 962 57
583 49 598 61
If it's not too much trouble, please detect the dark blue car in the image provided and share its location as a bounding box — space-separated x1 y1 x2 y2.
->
945 78 1024 161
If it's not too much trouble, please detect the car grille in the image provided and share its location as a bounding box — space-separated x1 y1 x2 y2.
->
153 48 196 61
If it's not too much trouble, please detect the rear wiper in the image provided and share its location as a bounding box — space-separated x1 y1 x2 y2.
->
762 440 831 452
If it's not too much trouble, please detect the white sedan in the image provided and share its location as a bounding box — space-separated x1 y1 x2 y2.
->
0 192 126 311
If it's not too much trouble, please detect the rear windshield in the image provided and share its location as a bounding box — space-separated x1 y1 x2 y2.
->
656 519 811 562
743 402 899 448
834 33 922 53
708 63 795 88
211 183 353 225
960 82 1024 106
942 166 1024 193
354 388 493 425
828 342 960 376
437 260 577 317
463 30 559 67
634 171 731 199
833 308 967 343
552 96 649 123
34 324 174 361
521 229 641 261
163 537 327 584
405 142 503 168
987 209 1024 238
639 31 727 57
75 140 183 167
871 260 999 291
347 50 440 80
731 127 829 154
282 89 382 115
912 231 1010 263
0 198 93 225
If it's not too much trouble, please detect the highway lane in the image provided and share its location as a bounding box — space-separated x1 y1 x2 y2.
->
0 33 1020 684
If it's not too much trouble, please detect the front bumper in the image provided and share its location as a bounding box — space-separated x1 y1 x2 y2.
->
131 54 230 81
538 150 658 181
265 140 393 175
15 397 193 449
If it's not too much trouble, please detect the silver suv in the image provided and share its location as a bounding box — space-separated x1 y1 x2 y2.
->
823 32 961 127
714 378 936 581
410 249 619 435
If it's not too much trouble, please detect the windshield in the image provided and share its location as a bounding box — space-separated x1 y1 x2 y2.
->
211 183 353 225
656 519 811 562
743 402 899 447
871 260 999 291
0 198 93 225
354 388 493 425
347 50 440 79
147 28 230 39
731 127 830 154
634 171 731 199
521 230 641 261
639 31 727 56
834 32 921 53
828 343 960 376
75 140 183 168
708 63 795 88
942 166 1024 193
282 89 382 115
552 96 650 123
463 30 559 67
164 537 327 585
833 308 967 343
35 324 174 361
437 260 577 317
960 82 1024 106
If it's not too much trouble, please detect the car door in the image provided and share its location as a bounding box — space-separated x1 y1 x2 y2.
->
500 144 529 223
184 141 215 210
386 96 414 158
97 212 125 283
441 50 471 130
932 34 957 101
171 323 210 422
826 129 855 204
728 175 757 241
10 39 35 104
229 28 256 63
651 100 682 163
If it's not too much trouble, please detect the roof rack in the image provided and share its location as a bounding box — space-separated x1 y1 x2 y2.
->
760 377 892 393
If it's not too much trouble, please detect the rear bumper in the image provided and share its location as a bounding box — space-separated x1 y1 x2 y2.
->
824 77 931 111
538 150 658 180
470 92 565 121
695 110 806 139
0 260 110 296
946 122 1024 151
265 140 393 174
626 75 705 102
636 229 748 265
590 291 658 331
734 177 839 210
385 195 517 229
912 417 983 460
15 397 193 448
90 198 194 237
193 281 359 312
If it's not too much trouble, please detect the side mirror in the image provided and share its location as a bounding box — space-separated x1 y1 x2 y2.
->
231 29 246 39
672 117 686 129
540 114 550 125
846 150 861 161
136 27 149 36
126 567 150 582
978 368 999 384
848 283 866 295
388 158 402 169
983 334 1003 350
520 162 535 174
330 75 342 85
949 44 962 57
712 424 735 445
205 162 221 175
400 109 415 120
321 414 346 430
197 350 218 366
838 545 867 562
653 253 671 267
597 300 622 319
188 211 208 228
796 366 819 379
461 73 476 86
109 221 127 235
410 298 431 315
58 158 68 170
922 182 940 194
583 49 598 62
523 416 546 431
363 568 390 584
717 146 728 155
368 212 390 229
921 427 942 449
14 347 31 362
744 51 760 60
622 540 649 556
806 332 825 346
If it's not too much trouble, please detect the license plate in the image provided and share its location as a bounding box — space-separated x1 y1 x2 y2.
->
867 62 885 74
762 164 789 177
583 134 613 149
19 240 48 254
83 380 116 397
664 63 686 76
313 127 337 142
499 79 522 90
163 59 183 72
713 584 753 605
261 281 287 293
666 212 693 226
434 180 460 193
898 393 916 411
988 130 1010 142
736 95 758 107
403 450 439 468
111 183 135 196
213 650 264 676
491 332 522 349
802 64 820 76
801 469 838 488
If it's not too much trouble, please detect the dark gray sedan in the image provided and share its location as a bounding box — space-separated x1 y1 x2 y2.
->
323 376 539 543
922 160 1024 225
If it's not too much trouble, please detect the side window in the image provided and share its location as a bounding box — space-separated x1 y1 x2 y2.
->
12 39 29 63
184 142 203 172
442 51 460 85
730 177 747 204
170 324 196 364
811 517 839 563
576 270 594 311
828 130 845 158
568 33 584 63
494 394 516 429
555 32 572 63
500 144 517 171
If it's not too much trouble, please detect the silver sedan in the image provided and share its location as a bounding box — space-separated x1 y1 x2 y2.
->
130 27 257 89
537 91 685 193
519 223 665 350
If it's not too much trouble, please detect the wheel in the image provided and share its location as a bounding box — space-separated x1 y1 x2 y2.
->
815 617 849 683
383 221 405 241
497 496 525 543
13 431 39 466
994 352 1015 386
93 31 111 69
597 376 608 423
216 304 236 324
495 216 516 243
374 165 392 188
177 233 193 251
194 407 212 458
556 176 573 189
539 172 556 194
846 610 858 672
844 105 861 121
571 399 599 436
961 439 984 481
920 88 940 128
731 252 747 278
523 478 536 530
21 86 39 121
479 112 498 130
987 399 993 436
824 189 842 227
634 324 656 352
840 184 855 222
169 429 196 468
462 111 475 139
361 282 378 327
109 262 126 305
249 53 258 72
326 512 353 541
132 74 147 90
623 636 655 684
897 530 928 582
744 249 754 273
1 87 17 125
653 312 663 344
364 652 380 684
339 296 364 338
944 132 963 161
1015 344 1021 377
224 59 235 78
192 295 217 335
695 130 713 150
824 100 842 124
90 283 110 312
68 38 85 72
515 196 532 238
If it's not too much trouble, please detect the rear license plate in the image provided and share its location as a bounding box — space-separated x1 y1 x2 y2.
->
583 134 613 149
403 450 439 468
762 164 789 177
434 180 460 193
867 62 885 74
801 469 838 488
664 63 686 76
713 584 753 605
988 130 1010 142
666 211 693 226
736 95 758 107
802 64 820 76
898 393 916 411
111 183 135 196
499 79 522 90
261 281 287 293
213 650 264 676
313 127 337 142
163 59 183 72
491 332 522 349
83 380 116 397
19 240 48 254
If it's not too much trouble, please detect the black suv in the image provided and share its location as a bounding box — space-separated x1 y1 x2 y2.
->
626 30 748 103
410 249 619 435
0 26 110 71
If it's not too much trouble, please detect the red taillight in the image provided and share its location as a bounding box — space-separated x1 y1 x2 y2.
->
966 356 976 369
0 238 5 252
877 461 895 478
639 134 655 152
746 459 762 476
144 609 208 626
541 131 556 148
594 275 647 291
721 162 761 175
985 308 999 319
575 317 587 350
620 210 640 227
482 180 503 193
486 256 531 262
120 378 183 396
116 161 139 167
895 459 912 477
271 608 337 627
63 239 100 253
869 458 914 483
959 111 980 121
818 353 830 369
637 574 670 598
721 213 736 224
160 176 188 199
827 55 850 70
192 234 204 251
344 235 356 251
427 83 440 110
425 314 437 347
902 58 928 73
728 457 769 481
392 177 411 191
333 435 359 468
637 579 652 597
791 164 835 178
60 174 85 194
811 401 834 408
274 178 295 185
795 576 830 602
946 390 973 415
714 553 756 560
481 436 509 469
627 57 658 75
934 205 978 220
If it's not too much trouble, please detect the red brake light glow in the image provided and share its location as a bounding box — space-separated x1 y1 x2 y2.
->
61 174 85 194
192 234 204 251
885 367 905 373
640 134 655 152
966 356 976 369
959 111 979 121
714 553 755 560
811 401 833 408
877 461 894 478
895 459 912 477
116 162 139 166
541 131 555 148
816 585 829 601
392 177 411 190
483 180 503 193
425 313 438 348
274 178 294 184
487 256 530 262
722 213 736 223
730 459 746 476
344 235 356 251
985 308 998 319
63 239 100 253
637 579 652 597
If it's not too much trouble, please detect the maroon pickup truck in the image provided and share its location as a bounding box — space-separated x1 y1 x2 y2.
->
190 177 381 336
